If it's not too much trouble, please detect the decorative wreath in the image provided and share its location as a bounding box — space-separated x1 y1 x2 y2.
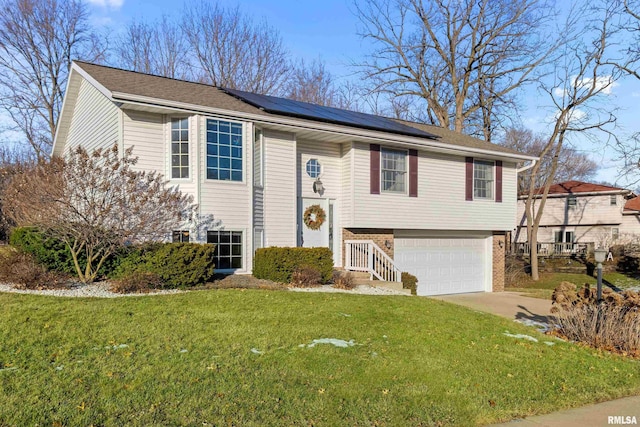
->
303 204 326 230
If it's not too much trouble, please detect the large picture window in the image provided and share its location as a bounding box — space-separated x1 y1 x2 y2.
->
206 119 243 181
207 230 243 269
473 160 494 199
381 148 406 193
171 118 189 179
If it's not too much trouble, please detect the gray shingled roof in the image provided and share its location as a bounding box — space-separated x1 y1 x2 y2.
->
75 61 530 158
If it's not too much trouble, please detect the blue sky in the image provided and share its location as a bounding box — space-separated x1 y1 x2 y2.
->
84 0 640 188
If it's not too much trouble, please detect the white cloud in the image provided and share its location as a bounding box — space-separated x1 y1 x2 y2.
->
632 91 640 97
84 0 123 10
576 76 618 95
552 75 618 98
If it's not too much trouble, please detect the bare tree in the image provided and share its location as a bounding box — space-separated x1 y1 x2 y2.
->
521 2 624 280
286 59 338 106
354 0 557 141
113 16 191 79
0 0 105 158
182 2 291 94
4 145 196 283
500 127 599 194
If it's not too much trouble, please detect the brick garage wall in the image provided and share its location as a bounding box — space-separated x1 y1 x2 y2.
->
492 232 506 292
343 228 394 265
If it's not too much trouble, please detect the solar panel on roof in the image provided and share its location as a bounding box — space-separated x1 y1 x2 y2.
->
222 88 437 139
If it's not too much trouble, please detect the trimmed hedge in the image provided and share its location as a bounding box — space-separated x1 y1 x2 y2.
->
113 243 216 288
9 227 76 274
10 226 125 278
253 247 333 284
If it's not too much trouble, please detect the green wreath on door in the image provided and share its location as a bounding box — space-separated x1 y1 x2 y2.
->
303 204 326 230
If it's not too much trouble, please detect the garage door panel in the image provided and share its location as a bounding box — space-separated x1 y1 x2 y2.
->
394 236 488 296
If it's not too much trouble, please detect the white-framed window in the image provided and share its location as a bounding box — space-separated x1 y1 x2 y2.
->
610 195 617 206
473 160 494 200
567 196 577 209
207 230 243 270
612 227 620 240
172 230 190 242
381 148 407 193
306 158 322 178
171 118 189 179
206 119 243 182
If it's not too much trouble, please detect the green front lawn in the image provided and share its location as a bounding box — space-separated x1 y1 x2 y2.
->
507 272 640 299
1 290 640 426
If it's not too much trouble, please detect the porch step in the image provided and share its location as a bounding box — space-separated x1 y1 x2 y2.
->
354 279 411 295
350 271 372 280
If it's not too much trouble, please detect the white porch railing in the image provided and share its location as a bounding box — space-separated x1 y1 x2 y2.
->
344 240 402 282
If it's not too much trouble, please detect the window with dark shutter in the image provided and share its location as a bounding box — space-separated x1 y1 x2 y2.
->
465 157 473 201
370 144 380 194
495 160 503 203
409 149 418 197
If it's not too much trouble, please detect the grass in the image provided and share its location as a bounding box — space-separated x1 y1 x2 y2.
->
1 290 640 426
507 272 640 299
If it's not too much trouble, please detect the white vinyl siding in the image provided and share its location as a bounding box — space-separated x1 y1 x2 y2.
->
348 143 517 230
296 139 342 200
263 130 297 246
123 110 165 174
65 78 119 155
341 143 354 227
516 194 625 231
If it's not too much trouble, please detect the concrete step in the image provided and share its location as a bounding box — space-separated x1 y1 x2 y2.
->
344 271 371 280
354 279 411 294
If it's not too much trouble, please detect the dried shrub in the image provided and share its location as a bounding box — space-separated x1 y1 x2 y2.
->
0 249 67 289
401 272 418 295
505 257 528 286
109 271 164 294
554 304 640 357
332 271 356 290
291 266 322 288
552 282 640 356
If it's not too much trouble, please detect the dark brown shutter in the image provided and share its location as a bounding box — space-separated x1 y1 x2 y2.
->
465 157 473 201
370 144 380 195
409 149 418 197
495 160 503 203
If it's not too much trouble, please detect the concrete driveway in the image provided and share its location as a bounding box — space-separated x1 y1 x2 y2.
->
432 291 553 325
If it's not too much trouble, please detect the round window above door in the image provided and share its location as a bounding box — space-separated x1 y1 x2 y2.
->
306 159 322 178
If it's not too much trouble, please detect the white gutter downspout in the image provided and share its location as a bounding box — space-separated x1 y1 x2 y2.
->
517 159 538 173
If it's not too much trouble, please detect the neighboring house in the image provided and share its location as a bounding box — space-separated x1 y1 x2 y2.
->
53 61 535 296
514 180 637 250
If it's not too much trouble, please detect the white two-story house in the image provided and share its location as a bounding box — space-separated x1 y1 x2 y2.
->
52 61 535 296
514 181 636 250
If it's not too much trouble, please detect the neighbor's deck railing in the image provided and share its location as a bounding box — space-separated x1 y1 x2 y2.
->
509 242 592 257
344 240 402 282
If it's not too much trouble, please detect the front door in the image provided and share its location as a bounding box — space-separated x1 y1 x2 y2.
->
300 198 330 248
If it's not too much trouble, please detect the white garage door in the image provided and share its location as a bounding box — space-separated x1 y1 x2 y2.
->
394 236 490 296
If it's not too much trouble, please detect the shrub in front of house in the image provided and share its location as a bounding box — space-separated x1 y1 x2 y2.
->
291 266 322 288
401 271 418 295
113 243 216 288
0 248 68 290
9 227 76 274
332 270 356 290
9 226 124 278
552 282 640 356
253 247 333 284
110 271 165 294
